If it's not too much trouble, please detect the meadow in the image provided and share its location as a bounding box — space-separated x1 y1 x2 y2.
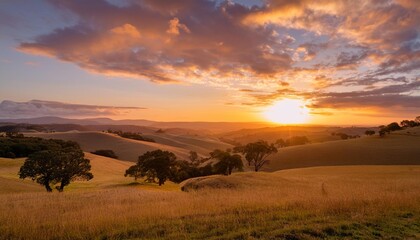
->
1 128 419 239
0 163 419 239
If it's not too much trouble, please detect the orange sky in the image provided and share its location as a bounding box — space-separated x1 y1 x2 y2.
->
0 0 418 125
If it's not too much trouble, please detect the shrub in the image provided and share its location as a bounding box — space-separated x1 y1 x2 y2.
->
91 150 118 159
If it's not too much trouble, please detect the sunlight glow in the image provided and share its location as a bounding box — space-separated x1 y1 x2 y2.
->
263 99 310 124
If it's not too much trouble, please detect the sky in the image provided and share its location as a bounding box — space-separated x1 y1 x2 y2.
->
0 0 419 125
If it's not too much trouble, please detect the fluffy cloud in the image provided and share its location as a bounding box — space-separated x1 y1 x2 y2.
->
16 0 420 113
19 0 293 84
0 100 144 118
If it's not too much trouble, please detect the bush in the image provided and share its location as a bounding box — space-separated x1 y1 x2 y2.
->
91 150 118 159
108 130 155 143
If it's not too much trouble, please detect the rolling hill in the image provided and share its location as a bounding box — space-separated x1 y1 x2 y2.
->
25 131 192 161
263 128 420 171
0 153 135 193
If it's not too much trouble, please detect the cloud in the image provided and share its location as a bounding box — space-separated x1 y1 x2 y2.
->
166 17 191 35
18 0 293 84
0 100 144 118
14 0 420 113
310 81 420 109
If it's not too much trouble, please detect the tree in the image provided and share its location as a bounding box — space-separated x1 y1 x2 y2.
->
365 130 375 136
400 120 419 128
19 149 93 192
188 151 200 166
210 149 243 175
387 122 402 131
125 150 177 186
54 150 93 192
234 140 277 172
275 138 286 148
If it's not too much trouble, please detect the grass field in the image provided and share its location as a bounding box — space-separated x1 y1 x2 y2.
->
0 158 419 239
264 129 420 171
1 129 419 239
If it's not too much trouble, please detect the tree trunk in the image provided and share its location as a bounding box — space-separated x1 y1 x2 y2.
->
57 182 65 192
45 184 52 192
57 179 69 192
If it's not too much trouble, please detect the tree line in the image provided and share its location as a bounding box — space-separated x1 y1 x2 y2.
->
106 129 155 143
364 116 420 137
125 140 278 186
2 133 279 191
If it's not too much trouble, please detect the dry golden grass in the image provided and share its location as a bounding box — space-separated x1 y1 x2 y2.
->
0 165 419 239
265 130 420 171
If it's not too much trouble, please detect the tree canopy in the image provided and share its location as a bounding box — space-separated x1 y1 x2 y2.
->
210 149 243 175
125 150 177 186
365 130 376 136
19 147 93 192
234 140 277 172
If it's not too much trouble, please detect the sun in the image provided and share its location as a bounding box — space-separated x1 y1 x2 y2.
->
263 99 310 124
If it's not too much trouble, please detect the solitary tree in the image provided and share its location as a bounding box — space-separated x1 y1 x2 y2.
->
125 150 177 186
19 149 93 192
210 149 243 175
234 140 277 172
54 150 93 192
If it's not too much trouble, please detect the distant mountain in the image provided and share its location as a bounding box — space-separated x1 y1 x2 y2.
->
0 116 274 133
0 116 156 126
0 116 101 125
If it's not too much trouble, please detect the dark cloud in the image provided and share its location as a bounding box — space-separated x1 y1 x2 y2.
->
0 100 144 118
335 50 370 68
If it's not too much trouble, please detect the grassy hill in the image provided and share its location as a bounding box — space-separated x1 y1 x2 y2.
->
25 131 232 161
25 131 192 161
263 128 420 171
0 158 42 194
0 153 180 194
217 125 374 145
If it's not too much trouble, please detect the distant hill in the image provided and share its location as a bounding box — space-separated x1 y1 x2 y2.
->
0 116 103 125
263 127 420 171
0 116 275 133
25 131 192 161
218 125 375 145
